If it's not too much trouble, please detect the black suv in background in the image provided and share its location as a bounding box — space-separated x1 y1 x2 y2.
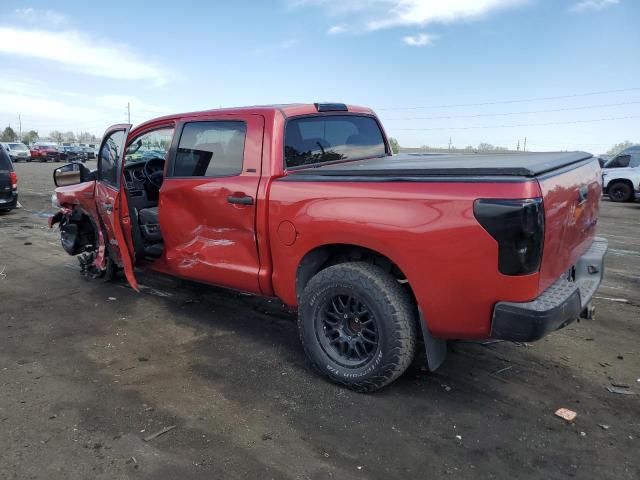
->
61 145 88 163
0 145 18 211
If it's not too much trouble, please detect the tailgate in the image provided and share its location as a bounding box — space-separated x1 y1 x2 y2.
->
0 171 11 199
537 158 601 291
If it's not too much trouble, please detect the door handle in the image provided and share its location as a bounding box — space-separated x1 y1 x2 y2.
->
227 195 254 205
102 203 113 213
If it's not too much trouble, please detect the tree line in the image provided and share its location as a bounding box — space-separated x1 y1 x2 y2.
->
0 126 99 145
389 137 638 156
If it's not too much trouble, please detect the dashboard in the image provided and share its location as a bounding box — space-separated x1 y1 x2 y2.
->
123 158 165 211
124 164 147 192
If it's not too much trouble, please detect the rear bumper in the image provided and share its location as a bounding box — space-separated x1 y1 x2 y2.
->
490 237 608 342
0 192 18 209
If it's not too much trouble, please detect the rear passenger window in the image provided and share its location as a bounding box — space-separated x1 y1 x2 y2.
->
173 121 246 177
285 115 386 169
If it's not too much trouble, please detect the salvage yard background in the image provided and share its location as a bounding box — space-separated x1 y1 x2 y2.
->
1 161 639 480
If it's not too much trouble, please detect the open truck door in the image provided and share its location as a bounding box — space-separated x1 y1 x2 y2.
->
95 124 138 290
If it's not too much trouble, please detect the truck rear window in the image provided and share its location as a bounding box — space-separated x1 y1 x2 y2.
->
285 115 386 169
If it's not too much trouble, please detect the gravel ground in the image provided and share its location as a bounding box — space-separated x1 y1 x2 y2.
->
0 161 639 480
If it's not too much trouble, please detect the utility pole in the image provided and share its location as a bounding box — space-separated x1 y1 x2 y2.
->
517 139 520 151
523 137 527 152
448 136 452 153
18 114 22 140
127 102 131 124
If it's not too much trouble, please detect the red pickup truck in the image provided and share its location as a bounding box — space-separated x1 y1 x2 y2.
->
50 103 607 392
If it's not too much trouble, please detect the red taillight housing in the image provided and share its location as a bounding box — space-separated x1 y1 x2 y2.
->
10 171 17 190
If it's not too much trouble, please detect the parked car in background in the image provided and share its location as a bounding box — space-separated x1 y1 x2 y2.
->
61 146 88 163
602 147 640 202
30 143 67 163
79 146 96 159
0 142 31 162
0 145 18 211
49 102 607 391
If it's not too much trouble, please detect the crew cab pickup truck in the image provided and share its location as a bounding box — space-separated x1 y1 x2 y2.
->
602 146 640 202
49 103 608 392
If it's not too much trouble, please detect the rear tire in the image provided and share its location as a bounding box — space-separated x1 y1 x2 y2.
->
298 262 417 392
608 182 633 202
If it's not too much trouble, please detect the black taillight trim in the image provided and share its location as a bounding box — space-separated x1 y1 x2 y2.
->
473 198 545 276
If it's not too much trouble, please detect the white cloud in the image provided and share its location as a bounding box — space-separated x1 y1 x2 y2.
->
569 0 619 13
366 0 526 30
0 75 170 135
14 7 67 26
327 25 347 34
290 0 526 31
402 33 436 46
0 27 168 85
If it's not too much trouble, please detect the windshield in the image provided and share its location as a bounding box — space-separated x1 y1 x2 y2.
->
285 115 387 169
8 143 28 151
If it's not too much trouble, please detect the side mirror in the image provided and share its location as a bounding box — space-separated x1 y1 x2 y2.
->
53 162 94 187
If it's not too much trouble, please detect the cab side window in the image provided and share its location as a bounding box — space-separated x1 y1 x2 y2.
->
172 121 246 177
608 154 631 168
99 130 125 187
630 154 640 168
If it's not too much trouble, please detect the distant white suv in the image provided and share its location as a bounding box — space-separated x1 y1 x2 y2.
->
0 142 31 163
602 146 640 202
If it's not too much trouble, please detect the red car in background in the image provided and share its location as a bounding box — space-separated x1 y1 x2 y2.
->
30 143 67 162
49 102 608 392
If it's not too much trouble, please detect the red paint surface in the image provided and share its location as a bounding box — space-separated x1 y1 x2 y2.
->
537 160 601 291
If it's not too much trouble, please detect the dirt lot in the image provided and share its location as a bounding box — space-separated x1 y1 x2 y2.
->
1 161 639 480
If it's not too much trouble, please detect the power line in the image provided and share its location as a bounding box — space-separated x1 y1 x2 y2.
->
393 115 640 131
376 87 640 111
382 100 640 121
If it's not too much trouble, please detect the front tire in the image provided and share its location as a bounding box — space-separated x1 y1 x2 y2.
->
298 262 417 392
608 182 633 202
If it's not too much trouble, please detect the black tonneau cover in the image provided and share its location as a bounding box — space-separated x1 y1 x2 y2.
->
289 152 593 178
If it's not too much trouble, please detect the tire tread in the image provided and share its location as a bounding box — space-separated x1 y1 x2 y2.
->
298 262 417 392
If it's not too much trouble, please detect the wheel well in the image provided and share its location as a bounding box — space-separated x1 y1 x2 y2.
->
60 208 98 255
296 244 415 303
607 178 634 190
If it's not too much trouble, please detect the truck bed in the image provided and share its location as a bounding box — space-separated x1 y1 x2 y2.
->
289 152 594 178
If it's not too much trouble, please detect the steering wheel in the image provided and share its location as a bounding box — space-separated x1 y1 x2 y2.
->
143 157 166 188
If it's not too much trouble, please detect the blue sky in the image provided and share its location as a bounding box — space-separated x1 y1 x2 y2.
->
0 0 638 152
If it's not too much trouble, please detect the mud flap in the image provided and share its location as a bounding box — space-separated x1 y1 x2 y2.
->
419 310 447 371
